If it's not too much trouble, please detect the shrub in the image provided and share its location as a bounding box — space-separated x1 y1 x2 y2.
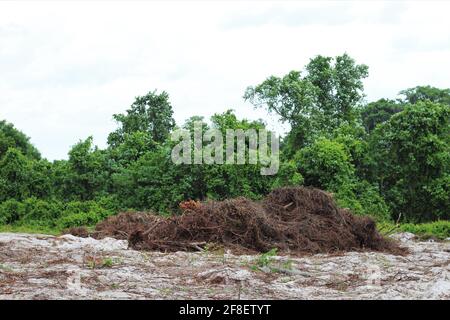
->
56 211 105 229
296 138 355 190
56 200 113 228
334 180 391 222
293 136 392 222
0 199 25 224
21 198 63 226
0 197 114 229
271 160 304 189
61 200 111 219
95 195 123 212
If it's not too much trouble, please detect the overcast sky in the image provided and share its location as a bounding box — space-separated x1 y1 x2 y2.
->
1 1 449 160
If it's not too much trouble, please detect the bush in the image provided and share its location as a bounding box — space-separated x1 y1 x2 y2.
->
334 180 391 222
294 137 391 222
113 141 276 214
21 198 63 225
0 199 25 224
0 198 114 229
296 138 355 190
57 211 105 229
56 200 113 228
95 195 123 212
60 200 112 218
271 160 304 189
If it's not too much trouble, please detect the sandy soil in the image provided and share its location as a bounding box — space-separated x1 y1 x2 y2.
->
0 232 449 300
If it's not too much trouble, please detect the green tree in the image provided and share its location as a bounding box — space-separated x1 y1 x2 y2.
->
331 124 368 174
361 99 404 132
400 85 450 105
111 145 199 213
0 199 25 224
28 159 54 199
107 131 156 168
0 120 40 160
64 137 109 201
0 148 34 201
108 90 175 148
244 53 368 150
368 101 450 221
112 111 276 213
293 136 390 221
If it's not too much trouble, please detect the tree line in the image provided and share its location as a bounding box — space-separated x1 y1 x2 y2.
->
0 53 449 230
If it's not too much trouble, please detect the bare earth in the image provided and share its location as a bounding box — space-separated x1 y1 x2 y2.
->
0 232 449 300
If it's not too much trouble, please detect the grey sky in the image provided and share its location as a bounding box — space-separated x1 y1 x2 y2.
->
1 1 449 160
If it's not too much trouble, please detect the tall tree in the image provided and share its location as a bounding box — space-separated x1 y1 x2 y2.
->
108 90 176 149
65 137 109 201
368 101 450 222
400 85 450 105
0 120 41 160
360 99 404 133
244 53 368 150
0 147 53 201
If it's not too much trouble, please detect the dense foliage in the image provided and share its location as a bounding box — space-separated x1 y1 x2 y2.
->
0 55 449 233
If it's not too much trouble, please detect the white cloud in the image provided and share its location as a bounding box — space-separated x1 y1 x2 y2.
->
0 0 449 160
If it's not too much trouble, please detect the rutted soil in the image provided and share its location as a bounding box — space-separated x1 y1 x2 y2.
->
0 232 449 300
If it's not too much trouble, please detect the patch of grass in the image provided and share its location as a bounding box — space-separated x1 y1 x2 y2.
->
85 256 117 269
281 259 294 270
400 221 450 240
203 242 225 256
378 220 450 240
0 224 60 235
249 250 298 276
110 283 120 289
140 252 151 263
0 223 98 236
0 264 14 272
280 276 294 283
101 257 114 268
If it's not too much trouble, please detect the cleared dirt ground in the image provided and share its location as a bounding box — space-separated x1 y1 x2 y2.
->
0 232 449 299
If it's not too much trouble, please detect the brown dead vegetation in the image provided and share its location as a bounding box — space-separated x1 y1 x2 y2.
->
69 187 406 255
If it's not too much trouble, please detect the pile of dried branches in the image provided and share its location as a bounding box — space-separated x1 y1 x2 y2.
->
69 187 405 255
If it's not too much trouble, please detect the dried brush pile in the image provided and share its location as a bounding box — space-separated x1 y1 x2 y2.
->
69 187 405 255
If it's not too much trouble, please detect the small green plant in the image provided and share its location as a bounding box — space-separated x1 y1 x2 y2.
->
85 256 115 269
86 259 96 269
202 243 212 255
110 283 119 289
101 257 114 268
140 252 151 263
202 242 225 258
281 259 294 270
249 250 300 275
250 248 278 271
